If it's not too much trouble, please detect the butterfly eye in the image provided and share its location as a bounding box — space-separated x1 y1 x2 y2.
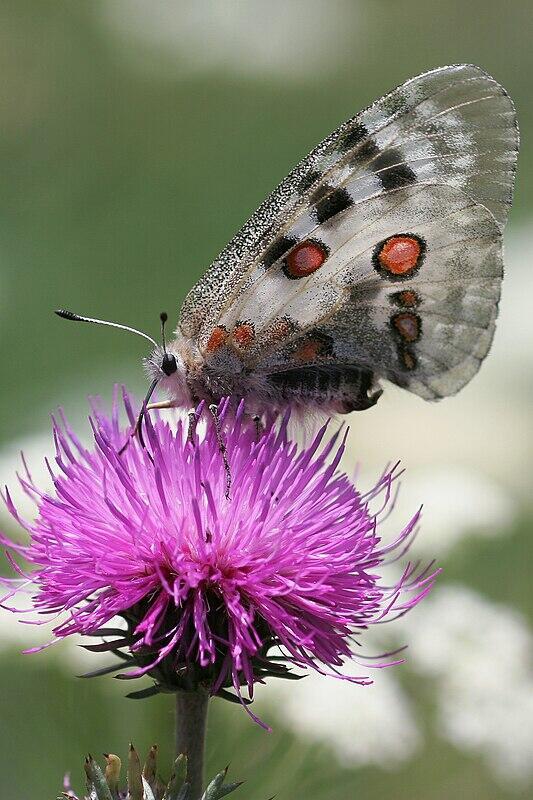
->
161 353 178 376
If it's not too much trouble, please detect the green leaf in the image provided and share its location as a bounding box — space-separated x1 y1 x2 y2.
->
201 768 227 800
142 776 157 800
200 767 245 800
256 670 304 681
85 628 128 638
127 744 143 800
215 689 251 706
82 639 130 652
77 661 128 679
142 744 158 787
125 685 161 700
162 754 188 800
174 785 191 800
84 756 113 800
214 781 244 798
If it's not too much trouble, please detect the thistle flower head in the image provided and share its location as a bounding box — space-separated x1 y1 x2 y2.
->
2 389 436 723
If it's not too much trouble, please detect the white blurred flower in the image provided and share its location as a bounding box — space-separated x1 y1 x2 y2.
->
399 585 533 785
387 465 515 558
263 664 421 768
0 431 53 524
98 0 359 81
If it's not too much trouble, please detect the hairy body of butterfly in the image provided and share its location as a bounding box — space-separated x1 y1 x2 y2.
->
145 64 518 416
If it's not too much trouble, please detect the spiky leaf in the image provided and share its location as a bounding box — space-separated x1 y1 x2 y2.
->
127 744 143 800
162 754 188 800
142 744 158 786
201 767 242 800
141 776 157 800
84 756 113 800
125 685 162 700
213 782 244 798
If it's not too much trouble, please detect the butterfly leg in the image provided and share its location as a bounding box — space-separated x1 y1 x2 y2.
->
187 409 199 445
209 403 231 499
118 378 159 456
119 405 161 456
252 414 263 440
146 399 178 411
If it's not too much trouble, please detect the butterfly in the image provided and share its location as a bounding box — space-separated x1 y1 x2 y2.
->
58 64 518 428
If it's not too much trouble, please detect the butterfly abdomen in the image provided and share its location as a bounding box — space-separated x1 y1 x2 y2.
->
269 366 381 413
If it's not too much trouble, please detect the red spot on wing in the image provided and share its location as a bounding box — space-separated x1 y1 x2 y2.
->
378 236 422 276
284 240 328 278
401 348 417 371
268 317 296 342
296 340 322 362
396 290 419 308
206 325 228 353
294 334 333 362
233 321 255 348
392 312 420 342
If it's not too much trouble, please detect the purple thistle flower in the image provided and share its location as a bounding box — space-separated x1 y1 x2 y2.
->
1 390 437 725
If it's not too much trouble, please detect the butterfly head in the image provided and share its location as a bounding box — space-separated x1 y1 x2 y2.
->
144 318 196 407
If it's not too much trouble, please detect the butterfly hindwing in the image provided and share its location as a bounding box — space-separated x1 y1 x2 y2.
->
243 183 501 401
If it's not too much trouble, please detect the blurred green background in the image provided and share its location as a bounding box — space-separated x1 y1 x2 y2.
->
1 1 532 798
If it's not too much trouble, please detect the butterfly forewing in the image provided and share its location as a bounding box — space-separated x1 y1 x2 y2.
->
178 64 518 410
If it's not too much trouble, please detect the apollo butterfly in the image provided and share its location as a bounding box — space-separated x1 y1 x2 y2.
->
58 64 519 426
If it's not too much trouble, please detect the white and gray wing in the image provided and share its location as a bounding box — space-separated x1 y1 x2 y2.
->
179 64 518 403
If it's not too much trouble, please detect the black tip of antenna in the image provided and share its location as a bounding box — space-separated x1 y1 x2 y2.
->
160 312 170 353
55 309 82 321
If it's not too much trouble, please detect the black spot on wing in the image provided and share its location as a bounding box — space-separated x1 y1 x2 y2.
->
297 169 323 195
338 122 371 152
309 182 331 203
263 235 299 269
371 147 417 190
346 134 416 191
314 187 353 224
381 90 410 117
357 138 380 161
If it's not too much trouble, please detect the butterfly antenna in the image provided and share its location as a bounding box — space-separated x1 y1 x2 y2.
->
55 309 158 347
158 311 178 377
160 311 169 353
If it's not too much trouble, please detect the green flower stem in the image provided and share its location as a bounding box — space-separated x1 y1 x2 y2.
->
175 688 209 800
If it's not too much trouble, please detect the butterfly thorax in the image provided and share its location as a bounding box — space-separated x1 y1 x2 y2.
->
145 334 265 408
